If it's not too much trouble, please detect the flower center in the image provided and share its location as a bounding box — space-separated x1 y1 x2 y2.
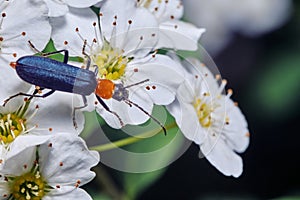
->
136 0 152 8
193 98 212 128
0 113 25 144
9 171 46 200
93 42 131 81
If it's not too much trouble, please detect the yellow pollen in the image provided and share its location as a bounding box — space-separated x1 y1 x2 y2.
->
0 113 25 144
94 43 129 80
193 98 212 128
9 171 46 200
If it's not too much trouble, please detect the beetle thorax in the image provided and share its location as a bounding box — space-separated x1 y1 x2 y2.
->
95 79 129 101
112 83 129 101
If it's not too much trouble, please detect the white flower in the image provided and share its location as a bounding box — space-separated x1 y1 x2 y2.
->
183 0 292 54
136 0 205 50
167 58 250 177
0 132 99 200
50 0 185 129
0 0 51 100
43 0 102 17
0 92 84 166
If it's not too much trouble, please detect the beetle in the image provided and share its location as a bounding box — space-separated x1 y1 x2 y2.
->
3 41 166 134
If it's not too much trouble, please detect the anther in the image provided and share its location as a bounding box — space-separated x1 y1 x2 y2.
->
93 22 97 26
9 62 16 69
21 32 26 36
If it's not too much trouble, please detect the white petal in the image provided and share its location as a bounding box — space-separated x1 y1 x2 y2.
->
127 54 185 105
96 93 153 128
143 0 183 22
1 0 51 58
29 92 84 135
184 58 220 97
0 179 9 199
6 135 52 161
1 145 36 175
200 135 244 177
100 0 158 54
39 132 99 186
223 99 250 153
158 20 205 50
166 99 205 145
65 0 102 8
0 66 31 103
44 187 93 200
44 0 69 17
51 7 98 56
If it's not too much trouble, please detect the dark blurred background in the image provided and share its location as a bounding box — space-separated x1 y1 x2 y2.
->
139 0 300 199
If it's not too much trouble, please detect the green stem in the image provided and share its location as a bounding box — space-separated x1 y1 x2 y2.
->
90 122 177 152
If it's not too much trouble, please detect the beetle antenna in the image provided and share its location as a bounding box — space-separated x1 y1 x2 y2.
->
124 99 167 135
28 40 43 54
124 79 150 89
82 40 91 70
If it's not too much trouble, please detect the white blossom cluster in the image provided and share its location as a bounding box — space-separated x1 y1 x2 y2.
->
0 0 250 199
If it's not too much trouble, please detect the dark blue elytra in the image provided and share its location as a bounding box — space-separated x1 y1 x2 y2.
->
16 56 97 96
4 44 166 134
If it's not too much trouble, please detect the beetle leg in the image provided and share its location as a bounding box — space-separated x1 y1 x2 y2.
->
28 40 69 63
72 95 88 129
95 95 124 127
3 90 55 107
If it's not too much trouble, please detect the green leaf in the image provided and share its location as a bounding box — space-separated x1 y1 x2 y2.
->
42 39 83 62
